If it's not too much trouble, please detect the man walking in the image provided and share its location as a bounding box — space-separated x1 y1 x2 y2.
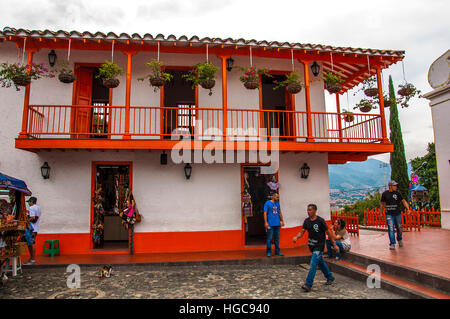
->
293 204 338 292
381 180 410 250
264 193 285 257
24 196 41 265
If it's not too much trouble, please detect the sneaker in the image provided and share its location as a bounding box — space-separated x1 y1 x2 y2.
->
301 284 311 292
398 241 404 247
389 244 396 250
274 252 284 257
266 252 271 257
335 256 342 261
24 260 36 266
325 277 335 285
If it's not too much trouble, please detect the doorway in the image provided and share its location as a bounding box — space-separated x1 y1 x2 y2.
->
92 163 131 250
72 66 111 138
242 165 280 246
261 74 295 140
162 69 196 138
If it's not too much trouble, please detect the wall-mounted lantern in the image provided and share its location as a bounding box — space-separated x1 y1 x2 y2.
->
226 57 234 72
300 163 310 179
184 163 192 180
48 50 57 67
311 61 320 77
160 152 168 165
41 162 51 179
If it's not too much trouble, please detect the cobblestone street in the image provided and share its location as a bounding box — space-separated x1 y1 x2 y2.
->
0 264 404 299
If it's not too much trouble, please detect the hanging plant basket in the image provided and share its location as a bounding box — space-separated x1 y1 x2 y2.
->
364 88 378 97
359 105 372 113
11 74 31 87
150 77 165 87
325 82 342 93
286 83 302 94
102 78 120 88
200 79 216 90
343 113 354 122
58 72 76 84
398 84 414 97
244 80 259 90
383 98 391 108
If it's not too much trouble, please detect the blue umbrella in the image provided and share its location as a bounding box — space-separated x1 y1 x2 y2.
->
0 172 32 195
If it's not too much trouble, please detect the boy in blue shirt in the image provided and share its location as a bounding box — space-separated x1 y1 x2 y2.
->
264 193 285 257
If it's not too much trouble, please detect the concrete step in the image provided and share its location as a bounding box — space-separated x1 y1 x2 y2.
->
327 258 450 299
343 251 450 294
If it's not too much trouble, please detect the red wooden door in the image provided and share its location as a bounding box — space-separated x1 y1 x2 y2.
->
284 89 297 140
72 67 93 138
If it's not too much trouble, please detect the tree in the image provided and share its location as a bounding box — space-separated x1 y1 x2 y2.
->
388 76 409 199
411 143 440 210
342 190 382 223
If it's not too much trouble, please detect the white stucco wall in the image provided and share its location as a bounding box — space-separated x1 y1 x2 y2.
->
0 42 330 235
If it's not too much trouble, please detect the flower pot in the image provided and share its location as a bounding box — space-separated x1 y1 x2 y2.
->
150 77 165 87
359 105 372 113
58 72 76 84
244 80 259 90
383 99 391 108
364 88 379 97
398 86 414 97
343 114 354 122
12 74 31 87
286 83 302 94
102 78 120 88
325 82 341 93
200 79 216 90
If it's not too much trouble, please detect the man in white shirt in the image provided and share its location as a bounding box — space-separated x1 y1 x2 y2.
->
25 197 41 265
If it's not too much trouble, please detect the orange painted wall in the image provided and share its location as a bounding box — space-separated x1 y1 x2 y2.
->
29 224 325 255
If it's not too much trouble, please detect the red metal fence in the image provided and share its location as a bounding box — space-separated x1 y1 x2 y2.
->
330 211 359 236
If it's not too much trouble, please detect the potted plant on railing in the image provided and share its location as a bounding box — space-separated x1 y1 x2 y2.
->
342 109 354 122
54 60 77 84
322 71 345 94
235 65 271 90
96 60 123 88
353 98 377 113
183 61 218 96
273 71 304 94
354 76 379 97
397 82 422 108
0 62 54 91
137 59 173 92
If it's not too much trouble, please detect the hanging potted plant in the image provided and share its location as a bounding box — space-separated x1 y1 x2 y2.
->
96 60 123 88
323 71 345 93
138 59 173 92
0 62 54 91
376 94 392 108
353 98 377 113
397 82 422 108
342 109 354 122
235 65 271 90
273 71 304 94
182 61 218 96
354 76 378 97
54 60 77 84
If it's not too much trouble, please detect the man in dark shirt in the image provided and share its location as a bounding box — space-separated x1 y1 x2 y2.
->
293 204 338 292
381 180 410 250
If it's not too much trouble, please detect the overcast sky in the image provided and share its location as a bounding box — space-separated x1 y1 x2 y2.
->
1 0 448 163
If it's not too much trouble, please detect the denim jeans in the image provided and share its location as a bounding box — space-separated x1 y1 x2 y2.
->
305 250 334 288
325 240 344 258
386 214 403 245
266 226 281 254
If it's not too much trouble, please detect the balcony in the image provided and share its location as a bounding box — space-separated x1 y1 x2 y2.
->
16 104 393 162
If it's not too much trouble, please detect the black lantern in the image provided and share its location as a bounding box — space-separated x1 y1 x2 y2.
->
184 163 192 180
48 50 57 67
226 57 234 71
311 61 320 77
41 162 50 179
300 163 310 179
160 152 168 165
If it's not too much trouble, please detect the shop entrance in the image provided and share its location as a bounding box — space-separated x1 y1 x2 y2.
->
242 165 280 246
92 163 131 250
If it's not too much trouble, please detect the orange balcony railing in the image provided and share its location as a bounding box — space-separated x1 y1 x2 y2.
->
23 105 383 143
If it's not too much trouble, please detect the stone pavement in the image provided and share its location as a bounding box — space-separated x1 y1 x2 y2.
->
0 264 404 299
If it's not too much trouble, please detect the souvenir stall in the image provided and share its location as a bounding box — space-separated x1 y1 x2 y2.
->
0 173 31 281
